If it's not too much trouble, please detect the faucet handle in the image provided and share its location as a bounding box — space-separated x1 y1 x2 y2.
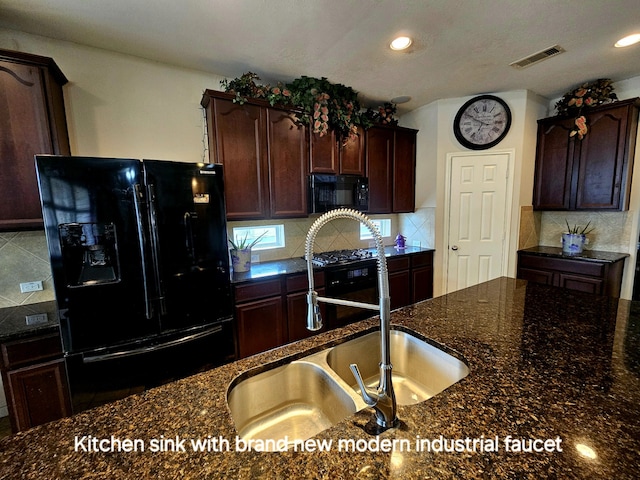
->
349 363 377 406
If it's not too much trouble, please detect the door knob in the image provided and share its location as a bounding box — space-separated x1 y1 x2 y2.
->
451 245 459 251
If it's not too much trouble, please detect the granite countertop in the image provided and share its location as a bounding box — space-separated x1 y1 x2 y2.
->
518 245 629 263
230 246 434 283
1 277 638 479
0 301 59 343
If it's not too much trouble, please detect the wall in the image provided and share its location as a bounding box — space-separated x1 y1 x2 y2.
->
400 90 548 297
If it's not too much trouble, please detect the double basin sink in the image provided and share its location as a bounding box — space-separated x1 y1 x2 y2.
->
227 328 469 449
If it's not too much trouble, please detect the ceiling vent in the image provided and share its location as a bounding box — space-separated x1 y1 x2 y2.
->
509 45 566 69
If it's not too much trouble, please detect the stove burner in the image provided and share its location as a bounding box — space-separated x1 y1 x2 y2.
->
311 249 374 267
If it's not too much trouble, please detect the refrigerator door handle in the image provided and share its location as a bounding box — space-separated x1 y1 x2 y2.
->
184 211 197 261
81 324 224 363
147 183 167 315
133 184 154 319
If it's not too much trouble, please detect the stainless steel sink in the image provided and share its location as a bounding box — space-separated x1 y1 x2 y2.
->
227 328 469 450
326 330 470 405
227 360 360 448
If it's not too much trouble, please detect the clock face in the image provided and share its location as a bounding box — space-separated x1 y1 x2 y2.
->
454 95 512 150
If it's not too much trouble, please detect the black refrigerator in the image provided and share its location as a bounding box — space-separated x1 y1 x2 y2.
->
36 156 235 413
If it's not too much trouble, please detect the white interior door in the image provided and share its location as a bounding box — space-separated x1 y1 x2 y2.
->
446 151 512 293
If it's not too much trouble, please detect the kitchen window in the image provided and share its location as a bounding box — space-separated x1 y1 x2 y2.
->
231 224 285 251
359 219 391 240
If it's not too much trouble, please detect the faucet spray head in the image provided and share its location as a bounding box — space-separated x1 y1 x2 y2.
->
306 291 323 331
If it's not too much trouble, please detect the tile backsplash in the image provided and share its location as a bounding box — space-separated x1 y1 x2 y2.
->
0 231 55 308
2 210 433 307
539 210 633 252
227 213 402 263
518 206 634 253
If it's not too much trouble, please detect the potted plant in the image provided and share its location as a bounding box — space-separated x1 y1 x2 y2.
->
554 79 617 139
562 221 594 255
220 73 375 144
229 231 267 273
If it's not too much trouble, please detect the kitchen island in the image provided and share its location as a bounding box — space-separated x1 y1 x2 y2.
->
0 277 638 479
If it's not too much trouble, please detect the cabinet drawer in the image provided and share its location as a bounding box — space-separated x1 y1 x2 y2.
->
411 252 433 269
1 333 63 370
518 255 604 277
286 271 325 292
387 257 410 272
234 279 282 303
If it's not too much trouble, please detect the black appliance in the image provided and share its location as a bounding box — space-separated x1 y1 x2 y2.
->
320 251 379 329
310 248 374 267
36 155 235 413
309 174 369 213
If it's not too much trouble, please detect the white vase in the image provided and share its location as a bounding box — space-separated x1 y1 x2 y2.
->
561 233 586 255
230 248 252 272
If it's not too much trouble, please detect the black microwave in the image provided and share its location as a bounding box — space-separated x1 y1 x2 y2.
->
309 174 369 213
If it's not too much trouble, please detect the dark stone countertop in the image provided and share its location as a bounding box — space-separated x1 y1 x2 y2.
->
230 246 434 284
0 301 59 343
518 245 629 263
1 277 638 479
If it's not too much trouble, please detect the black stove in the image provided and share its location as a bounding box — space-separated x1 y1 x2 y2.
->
310 249 374 267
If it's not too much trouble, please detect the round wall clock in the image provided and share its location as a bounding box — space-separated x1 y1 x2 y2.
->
453 95 512 150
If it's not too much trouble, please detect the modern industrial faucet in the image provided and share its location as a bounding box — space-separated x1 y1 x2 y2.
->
304 208 398 432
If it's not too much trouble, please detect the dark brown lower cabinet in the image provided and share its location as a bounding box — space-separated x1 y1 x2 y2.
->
411 252 434 303
286 272 327 343
1 333 72 433
234 272 326 358
234 278 285 358
517 251 626 297
388 251 434 310
233 252 433 358
388 257 411 310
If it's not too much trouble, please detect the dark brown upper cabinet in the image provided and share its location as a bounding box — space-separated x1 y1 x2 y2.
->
0 49 71 231
202 90 309 220
366 125 417 214
310 126 365 176
533 98 639 211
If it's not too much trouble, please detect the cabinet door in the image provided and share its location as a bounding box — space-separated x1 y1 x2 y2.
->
557 273 604 295
533 117 575 210
286 287 327 342
0 61 52 229
339 127 365 175
574 104 632 210
366 127 394 213
517 267 555 286
210 98 268 220
410 252 434 303
235 296 285 358
266 109 309 217
310 128 365 176
411 267 434 303
389 270 411 310
5 358 71 432
393 129 416 213
310 130 337 174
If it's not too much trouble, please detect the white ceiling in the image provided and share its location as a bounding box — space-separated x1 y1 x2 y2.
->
1 0 640 113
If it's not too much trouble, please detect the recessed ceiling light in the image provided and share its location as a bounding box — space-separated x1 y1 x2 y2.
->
390 36 412 51
391 96 411 104
615 33 640 47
